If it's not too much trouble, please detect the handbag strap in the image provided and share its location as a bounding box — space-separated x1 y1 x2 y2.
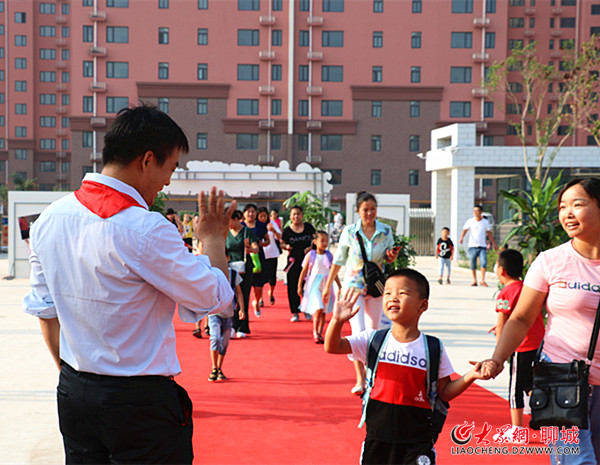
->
586 297 600 362
356 232 370 263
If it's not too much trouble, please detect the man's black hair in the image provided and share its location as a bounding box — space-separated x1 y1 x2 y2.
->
103 104 189 166
497 248 523 280
386 268 430 300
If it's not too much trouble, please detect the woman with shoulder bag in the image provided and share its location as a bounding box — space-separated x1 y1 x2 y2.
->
322 191 399 395
484 177 600 465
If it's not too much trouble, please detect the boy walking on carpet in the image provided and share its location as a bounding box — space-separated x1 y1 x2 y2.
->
325 269 486 464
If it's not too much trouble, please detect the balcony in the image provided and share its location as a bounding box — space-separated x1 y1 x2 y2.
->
306 154 322 165
259 50 275 61
90 117 107 127
90 81 107 92
89 46 107 57
55 106 68 114
55 15 68 24
258 119 275 130
551 7 562 15
472 52 490 62
55 173 67 182
306 86 323 96
307 51 323 61
90 10 107 21
55 83 68 92
524 7 536 15
524 29 535 37
307 16 323 26
473 17 490 27
259 15 275 26
306 120 322 131
56 152 68 159
258 85 275 95
55 38 68 47
56 61 68 69
475 121 488 131
90 152 103 162
550 50 562 58
56 128 68 137
550 29 562 37
472 87 489 97
258 154 275 165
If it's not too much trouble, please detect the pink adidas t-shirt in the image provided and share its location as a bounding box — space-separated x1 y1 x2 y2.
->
524 241 600 385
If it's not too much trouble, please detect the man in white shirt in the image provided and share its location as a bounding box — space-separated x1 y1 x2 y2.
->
23 105 236 464
459 204 498 287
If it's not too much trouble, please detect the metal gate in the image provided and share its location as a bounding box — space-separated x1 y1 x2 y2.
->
409 208 435 256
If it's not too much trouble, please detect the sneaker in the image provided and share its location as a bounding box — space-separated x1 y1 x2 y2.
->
270 295 275 305
208 368 218 382
217 369 227 381
254 308 261 318
236 332 247 338
230 328 236 339
438 278 443 285
303 312 312 321
290 314 300 322
447 278 451 284
259 299 264 307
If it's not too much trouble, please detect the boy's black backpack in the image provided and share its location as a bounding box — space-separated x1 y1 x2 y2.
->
358 329 450 444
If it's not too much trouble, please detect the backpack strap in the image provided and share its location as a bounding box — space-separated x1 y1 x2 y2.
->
358 329 390 428
425 334 441 410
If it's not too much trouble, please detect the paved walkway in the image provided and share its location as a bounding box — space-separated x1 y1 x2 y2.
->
0 253 505 464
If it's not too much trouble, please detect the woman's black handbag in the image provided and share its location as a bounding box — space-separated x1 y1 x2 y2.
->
529 298 600 430
356 234 385 298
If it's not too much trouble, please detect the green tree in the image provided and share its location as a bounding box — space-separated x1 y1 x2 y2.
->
283 191 334 230
383 233 417 274
149 191 168 215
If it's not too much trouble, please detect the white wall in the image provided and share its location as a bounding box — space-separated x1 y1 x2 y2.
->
345 193 411 237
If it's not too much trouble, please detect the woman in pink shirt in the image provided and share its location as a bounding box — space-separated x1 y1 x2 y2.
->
486 177 600 465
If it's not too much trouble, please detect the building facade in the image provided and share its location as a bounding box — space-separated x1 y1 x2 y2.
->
1 0 599 209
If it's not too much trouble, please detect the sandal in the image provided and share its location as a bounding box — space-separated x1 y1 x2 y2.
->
192 329 203 339
208 368 218 382
313 332 321 344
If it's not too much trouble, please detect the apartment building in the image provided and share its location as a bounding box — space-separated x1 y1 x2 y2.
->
1 0 599 208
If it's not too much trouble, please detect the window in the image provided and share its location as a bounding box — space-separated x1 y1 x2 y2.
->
82 131 93 147
40 140 57 151
238 64 259 80
236 134 258 150
62 95 70 105
508 18 524 28
450 66 472 83
39 162 56 173
412 0 422 12
0 47 3 57
61 140 70 152
452 0 472 13
323 0 344 12
550 18 555 28
0 93 3 103
198 28 208 45
62 3 70 14
506 103 523 114
107 0 129 6
238 29 259 46
592 4 600 14
158 27 169 44
197 133 207 150
107 62 129 78
158 62 169 79
508 39 524 50
40 116 56 127
15 127 27 138
62 26 70 38
238 0 259 10
321 100 343 117
371 135 382 151
271 134 281 150
485 32 495 49
15 58 27 69
272 64 282 81
159 0 169 7
320 135 342 150
272 29 282 46
298 134 309 150
0 25 3 36
83 61 93 77
322 31 344 47
509 0 524 4
372 66 382 82
529 17 535 28
62 72 70 83
198 0 208 9
83 96 93 113
106 97 129 113
299 30 309 47
197 63 208 80
370 169 381 186
299 0 310 10
83 0 93 6
374 0 383 12
40 48 56 59
409 169 419 186
373 31 383 48
372 100 382 117
15 149 27 159
560 39 574 50
409 135 420 152
15 104 27 115
40 94 56 104
486 0 496 13
299 65 309 81
411 66 421 83
0 116 3 126
299 100 308 116
15 12 27 23
326 169 342 185
62 49 70 60
449 101 471 117
237 99 259 115
561 0 576 5
411 32 421 48
15 35 27 46
107 26 129 43
483 135 494 146
592 27 600 35
40 25 56 37
197 98 207 114
410 101 420 117
322 65 343 82
508 82 523 92
40 71 56 82
561 17 576 28
273 0 282 10
484 101 494 118
61 161 70 173
451 32 472 48
272 99 282 115
16 81 27 92
83 25 93 42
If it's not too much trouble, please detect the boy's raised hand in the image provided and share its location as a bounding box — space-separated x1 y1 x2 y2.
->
333 288 360 322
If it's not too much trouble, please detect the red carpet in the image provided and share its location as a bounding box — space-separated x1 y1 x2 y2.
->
174 283 550 464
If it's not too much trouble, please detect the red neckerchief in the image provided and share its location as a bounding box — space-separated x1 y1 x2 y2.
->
74 180 144 218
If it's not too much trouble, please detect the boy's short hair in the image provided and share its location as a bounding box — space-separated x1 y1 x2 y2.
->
497 248 523 279
441 227 450 232
386 268 430 300
103 104 189 167
474 204 483 211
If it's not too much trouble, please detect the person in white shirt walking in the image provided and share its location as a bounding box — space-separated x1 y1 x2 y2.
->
459 204 498 287
23 105 236 464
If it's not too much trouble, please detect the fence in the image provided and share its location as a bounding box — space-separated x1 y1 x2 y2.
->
409 208 435 256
